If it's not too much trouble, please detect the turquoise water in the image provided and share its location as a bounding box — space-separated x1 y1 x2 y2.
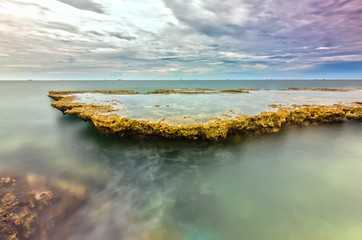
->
1 80 362 240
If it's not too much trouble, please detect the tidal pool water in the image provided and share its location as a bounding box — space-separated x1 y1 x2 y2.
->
72 89 362 124
1 80 362 240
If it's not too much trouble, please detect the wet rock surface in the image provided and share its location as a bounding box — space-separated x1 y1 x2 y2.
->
0 174 86 240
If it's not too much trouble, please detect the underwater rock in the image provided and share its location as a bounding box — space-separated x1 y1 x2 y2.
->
0 174 86 240
33 190 53 209
49 90 362 141
0 177 13 188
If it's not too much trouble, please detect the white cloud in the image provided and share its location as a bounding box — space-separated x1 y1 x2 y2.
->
316 47 333 50
319 55 362 61
240 64 269 72
0 0 362 79
279 64 314 71
5 64 43 68
220 52 268 61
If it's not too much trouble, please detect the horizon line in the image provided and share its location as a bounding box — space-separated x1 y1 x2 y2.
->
1 78 362 81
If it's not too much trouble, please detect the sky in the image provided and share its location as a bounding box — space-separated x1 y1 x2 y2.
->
1 0 362 80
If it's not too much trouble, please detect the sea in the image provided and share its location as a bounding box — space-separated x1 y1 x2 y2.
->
1 80 362 240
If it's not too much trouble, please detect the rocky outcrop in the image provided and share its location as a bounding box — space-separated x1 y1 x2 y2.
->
146 88 218 94
49 90 362 141
145 88 259 94
48 90 139 101
282 87 360 91
0 174 86 240
219 88 260 93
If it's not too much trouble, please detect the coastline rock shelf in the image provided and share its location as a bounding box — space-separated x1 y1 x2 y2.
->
49 88 362 141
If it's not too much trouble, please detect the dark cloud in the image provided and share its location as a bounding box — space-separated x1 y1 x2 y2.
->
44 22 79 34
87 31 104 36
109 33 136 41
268 56 296 60
219 60 239 64
162 0 362 54
57 0 105 14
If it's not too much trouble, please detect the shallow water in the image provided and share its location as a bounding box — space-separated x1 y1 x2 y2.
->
1 80 362 240
72 89 362 124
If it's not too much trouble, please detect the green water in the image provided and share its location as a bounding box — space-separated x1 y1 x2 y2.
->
1 80 362 240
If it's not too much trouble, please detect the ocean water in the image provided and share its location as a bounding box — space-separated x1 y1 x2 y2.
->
1 80 362 240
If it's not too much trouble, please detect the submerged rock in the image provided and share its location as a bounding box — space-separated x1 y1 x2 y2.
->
49 90 362 141
0 177 13 188
0 174 86 240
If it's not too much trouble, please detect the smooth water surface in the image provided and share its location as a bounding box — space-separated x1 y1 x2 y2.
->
1 80 362 240
73 89 362 124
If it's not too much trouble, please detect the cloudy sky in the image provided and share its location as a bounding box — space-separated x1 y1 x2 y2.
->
1 0 362 80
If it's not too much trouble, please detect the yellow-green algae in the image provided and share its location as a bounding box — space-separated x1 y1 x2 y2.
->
146 88 218 94
49 91 362 141
48 90 139 101
146 88 258 94
282 87 360 92
219 88 260 93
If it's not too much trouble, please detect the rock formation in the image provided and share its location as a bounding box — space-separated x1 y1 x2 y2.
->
48 90 362 141
0 174 86 240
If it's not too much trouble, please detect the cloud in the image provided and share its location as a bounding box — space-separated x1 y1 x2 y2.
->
43 21 80 34
57 0 105 14
316 47 334 50
240 64 269 71
0 0 362 79
5 64 43 68
162 0 252 36
109 32 136 41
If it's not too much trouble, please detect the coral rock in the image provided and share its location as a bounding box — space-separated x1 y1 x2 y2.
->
2 193 17 206
33 190 54 208
1 174 86 240
48 90 362 141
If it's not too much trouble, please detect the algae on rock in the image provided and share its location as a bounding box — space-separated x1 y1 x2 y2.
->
0 174 86 240
48 90 362 141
